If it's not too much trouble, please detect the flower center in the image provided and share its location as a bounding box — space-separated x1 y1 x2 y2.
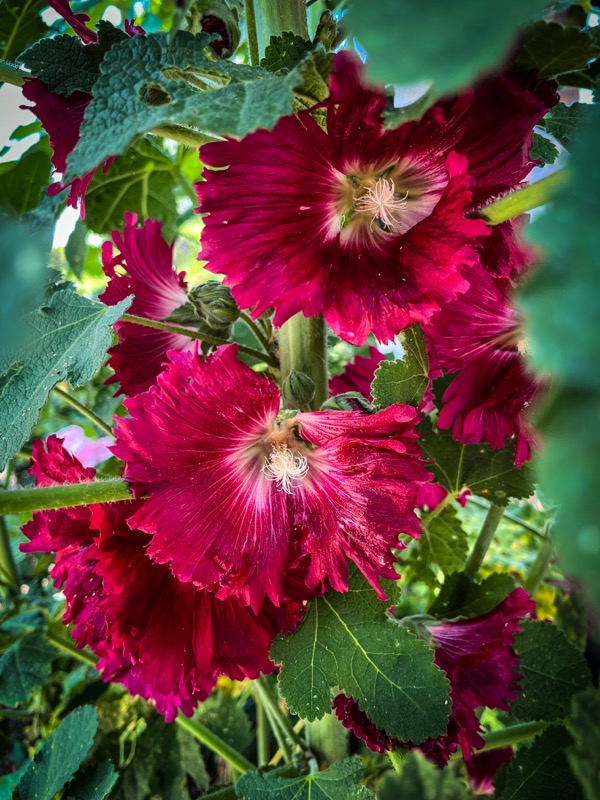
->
354 177 408 232
262 445 309 494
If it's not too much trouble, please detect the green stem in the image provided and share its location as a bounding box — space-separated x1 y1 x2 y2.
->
240 311 273 354
478 721 548 752
0 479 133 515
278 315 328 410
476 170 569 225
467 496 544 538
0 58 25 86
464 504 504 579
122 313 278 367
151 124 218 149
523 532 554 595
255 0 309 55
53 386 113 437
388 748 408 772
47 627 98 667
0 516 21 588
255 687 271 766
420 491 458 529
244 0 260 66
256 676 303 750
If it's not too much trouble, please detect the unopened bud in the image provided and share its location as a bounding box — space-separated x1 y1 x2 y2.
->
282 370 316 408
189 281 240 331
321 392 374 413
187 0 240 58
313 11 338 50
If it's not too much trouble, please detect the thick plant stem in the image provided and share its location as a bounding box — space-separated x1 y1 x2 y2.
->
255 676 303 750
468 496 544 538
0 479 133 515
151 124 218 148
244 0 260 66
476 169 569 225
523 532 554 595
279 315 328 410
255 0 308 55
478 721 548 752
0 59 25 86
0 516 21 588
464 504 504 579
53 386 113 436
254 687 271 766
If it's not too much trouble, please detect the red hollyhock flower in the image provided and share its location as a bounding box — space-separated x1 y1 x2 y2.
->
329 346 385 401
49 0 98 44
333 588 534 763
21 436 303 721
196 53 555 345
113 344 429 612
465 747 514 795
99 213 194 396
425 263 540 466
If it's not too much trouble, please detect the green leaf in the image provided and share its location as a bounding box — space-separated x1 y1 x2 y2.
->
198 692 252 752
418 418 535 507
67 31 302 180
377 751 471 800
19 21 127 96
235 758 373 800
0 143 51 216
270 571 450 743
372 325 428 408
529 132 559 166
402 507 469 587
346 0 547 94
515 22 598 79
260 31 313 73
566 687 600 800
15 706 99 800
498 726 584 800
84 139 180 238
0 0 49 62
65 219 88 279
542 103 589 150
510 621 591 723
0 630 55 705
64 761 118 800
0 284 131 470
428 571 514 620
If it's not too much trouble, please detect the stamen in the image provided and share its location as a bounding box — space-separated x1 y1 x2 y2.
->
262 445 309 494
355 178 408 231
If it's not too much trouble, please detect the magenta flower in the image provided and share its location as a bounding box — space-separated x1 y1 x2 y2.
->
333 588 534 763
99 213 194 396
113 344 429 612
21 436 303 721
48 0 97 44
329 347 385 401
425 263 540 466
465 747 514 795
196 53 555 344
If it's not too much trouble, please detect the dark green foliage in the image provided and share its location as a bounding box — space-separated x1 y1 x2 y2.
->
235 758 373 800
530 131 559 166
566 688 600 800
0 143 51 216
0 630 55 705
401 507 469 587
515 22 598 79
428 572 515 619
377 751 471 800
0 0 49 62
261 31 313 73
372 325 428 409
542 103 589 149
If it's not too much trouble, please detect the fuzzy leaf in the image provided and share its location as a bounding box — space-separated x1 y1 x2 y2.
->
566 687 600 800
510 621 591 723
542 103 589 149
0 0 49 62
0 285 131 470
0 142 51 216
198 692 252 752
66 31 301 180
377 751 471 800
270 571 450 743
64 761 118 800
19 21 127 96
15 706 99 800
0 630 55 705
515 22 597 79
372 325 428 408
530 132 559 166
418 418 535 507
260 31 313 73
428 572 515 620
498 726 583 800
346 0 547 94
84 139 179 238
402 507 468 587
235 758 373 800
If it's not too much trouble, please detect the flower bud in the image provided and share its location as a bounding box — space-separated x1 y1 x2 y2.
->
313 11 339 51
189 281 240 331
282 370 316 408
187 0 240 58
321 392 374 413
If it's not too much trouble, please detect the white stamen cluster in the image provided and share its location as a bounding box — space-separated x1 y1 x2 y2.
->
355 177 408 231
262 445 309 494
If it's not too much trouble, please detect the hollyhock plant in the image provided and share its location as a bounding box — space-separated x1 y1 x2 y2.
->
425 264 541 466
99 213 195 397
329 346 385 401
21 436 304 721
113 344 430 612
196 52 556 344
333 588 534 763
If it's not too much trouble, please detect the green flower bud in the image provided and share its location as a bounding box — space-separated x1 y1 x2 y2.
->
321 392 374 413
189 281 240 331
282 370 316 408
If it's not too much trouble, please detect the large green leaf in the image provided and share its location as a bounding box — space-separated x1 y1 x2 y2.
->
0 142 51 216
428 572 515 620
401 507 468 587
515 22 599 79
498 726 584 800
377 751 471 800
542 103 589 150
235 758 373 800
372 325 428 409
566 687 600 800
346 0 546 94
510 622 591 723
0 0 48 62
66 31 302 180
64 761 118 800
270 571 450 743
15 706 99 800
418 418 535 507
0 629 55 705
0 284 131 470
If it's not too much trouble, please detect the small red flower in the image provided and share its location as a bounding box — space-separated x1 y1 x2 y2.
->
333 588 534 763
113 344 430 612
196 53 555 344
99 213 194 397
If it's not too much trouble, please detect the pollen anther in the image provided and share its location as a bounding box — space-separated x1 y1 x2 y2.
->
355 178 408 231
262 446 309 494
